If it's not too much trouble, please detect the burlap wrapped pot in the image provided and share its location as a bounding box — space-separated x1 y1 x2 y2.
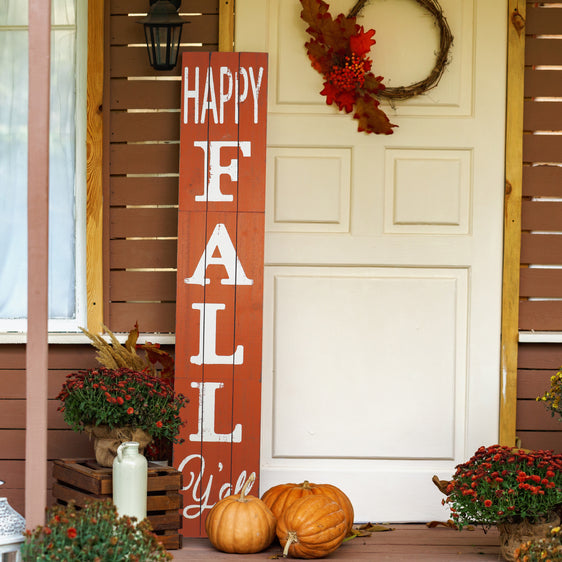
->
86 425 152 467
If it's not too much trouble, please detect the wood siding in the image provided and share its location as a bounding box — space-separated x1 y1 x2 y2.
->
516 2 562 451
105 0 219 333
0 346 98 516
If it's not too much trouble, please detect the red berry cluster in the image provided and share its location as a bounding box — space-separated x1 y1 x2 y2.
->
328 54 366 91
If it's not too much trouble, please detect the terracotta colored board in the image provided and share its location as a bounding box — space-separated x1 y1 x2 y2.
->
110 239 178 269
520 233 562 265
525 38 562 66
110 0 219 13
524 101 562 132
519 301 562 331
111 112 180 142
525 69 562 98
521 200 562 231
110 143 180 175
110 80 181 111
526 6 562 34
111 14 218 45
110 208 178 238
110 45 217 78
108 303 176 333
110 176 179 206
517 399 561 431
523 134 562 164
520 268 562 298
522 165 562 197
518 369 556 398
110 271 177 302
0 400 66 429
518 343 562 369
175 51 267 537
518 431 562 453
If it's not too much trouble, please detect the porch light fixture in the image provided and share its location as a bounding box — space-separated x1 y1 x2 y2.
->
139 0 188 71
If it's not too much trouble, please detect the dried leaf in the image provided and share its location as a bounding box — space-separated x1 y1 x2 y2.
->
124 321 140 353
353 95 395 135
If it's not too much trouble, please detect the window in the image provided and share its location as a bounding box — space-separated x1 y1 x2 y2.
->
0 0 87 332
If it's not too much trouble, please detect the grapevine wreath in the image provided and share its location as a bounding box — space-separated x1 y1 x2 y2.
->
300 0 453 134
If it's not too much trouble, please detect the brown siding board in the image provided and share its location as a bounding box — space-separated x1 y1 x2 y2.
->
0 370 71 399
110 207 178 238
110 271 177 301
525 69 562 98
523 134 562 164
110 45 217 78
110 176 179 206
517 399 561 431
520 233 562 265
520 268 562 298
111 0 219 14
111 80 181 110
0 430 93 459
524 101 562 132
522 165 562 198
525 6 562 34
0 400 66 430
109 303 176 333
517 431 562 453
110 143 180 175
525 38 562 66
518 343 562 370
111 112 180 142
110 239 178 269
111 14 218 45
519 301 562 330
521 200 562 231
517 369 553 398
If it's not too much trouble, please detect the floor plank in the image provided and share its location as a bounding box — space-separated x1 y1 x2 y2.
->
172 525 502 561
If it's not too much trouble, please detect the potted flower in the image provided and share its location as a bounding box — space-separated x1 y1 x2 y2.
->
538 368 562 422
21 499 172 561
57 367 188 467
439 445 562 561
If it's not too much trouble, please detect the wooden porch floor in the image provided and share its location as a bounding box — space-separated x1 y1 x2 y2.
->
172 524 502 561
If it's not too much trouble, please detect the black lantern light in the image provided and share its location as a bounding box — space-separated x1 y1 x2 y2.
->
139 0 188 71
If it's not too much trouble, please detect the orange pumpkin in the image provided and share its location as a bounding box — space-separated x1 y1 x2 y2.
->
261 480 354 533
205 473 276 553
276 495 348 559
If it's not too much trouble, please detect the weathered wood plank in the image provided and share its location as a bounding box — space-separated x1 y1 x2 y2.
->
519 300 562 330
110 239 178 269
522 165 562 198
110 271 177 301
111 111 180 142
108 303 176 333
109 207 178 238
110 143 180 175
110 80 181 110
110 176 179 206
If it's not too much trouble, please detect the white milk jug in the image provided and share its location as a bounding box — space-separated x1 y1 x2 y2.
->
112 441 147 522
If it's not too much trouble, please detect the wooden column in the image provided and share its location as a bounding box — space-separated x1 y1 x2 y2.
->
26 0 51 526
500 1 526 446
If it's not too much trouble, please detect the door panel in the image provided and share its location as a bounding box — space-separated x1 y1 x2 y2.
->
236 0 507 521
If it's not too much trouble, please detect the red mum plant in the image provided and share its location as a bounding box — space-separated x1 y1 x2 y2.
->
21 499 172 561
444 445 562 529
300 0 396 134
57 367 188 445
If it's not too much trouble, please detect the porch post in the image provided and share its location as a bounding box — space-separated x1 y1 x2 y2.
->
26 0 51 526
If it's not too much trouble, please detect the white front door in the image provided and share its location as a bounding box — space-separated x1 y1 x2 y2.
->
235 0 507 521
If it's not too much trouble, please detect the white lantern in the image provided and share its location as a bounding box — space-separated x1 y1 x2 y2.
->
0 481 25 562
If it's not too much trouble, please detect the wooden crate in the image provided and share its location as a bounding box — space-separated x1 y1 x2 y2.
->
52 458 183 550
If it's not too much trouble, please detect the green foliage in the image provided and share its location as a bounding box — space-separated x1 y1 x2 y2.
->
515 525 562 561
444 445 562 529
56 368 188 443
21 499 173 561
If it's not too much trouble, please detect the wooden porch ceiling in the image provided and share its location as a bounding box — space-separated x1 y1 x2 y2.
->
172 524 501 561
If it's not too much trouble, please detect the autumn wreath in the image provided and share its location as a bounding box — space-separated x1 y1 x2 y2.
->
300 0 453 135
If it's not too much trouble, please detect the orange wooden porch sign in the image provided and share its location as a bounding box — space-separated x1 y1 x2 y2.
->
174 51 268 537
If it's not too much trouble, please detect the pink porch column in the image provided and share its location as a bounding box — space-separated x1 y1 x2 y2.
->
25 0 51 527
